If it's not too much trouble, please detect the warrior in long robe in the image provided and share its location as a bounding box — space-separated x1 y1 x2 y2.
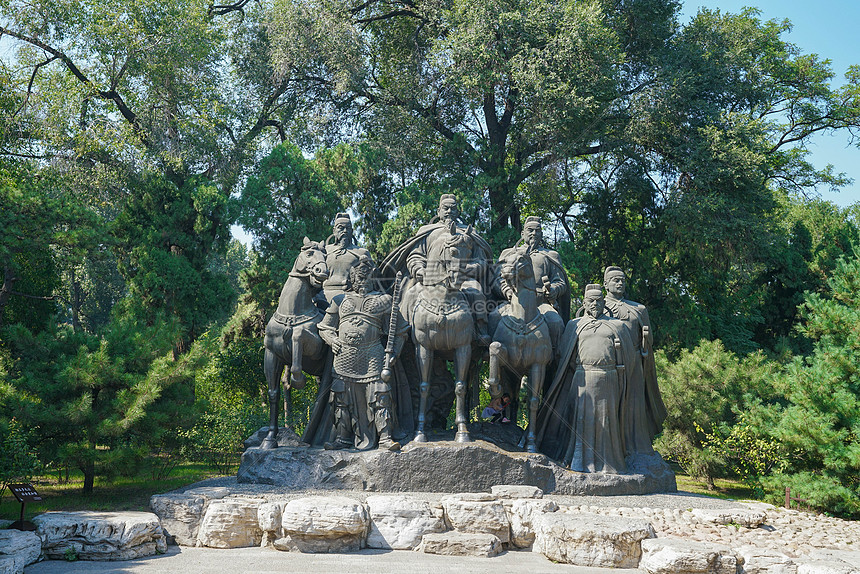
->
318 256 408 450
535 284 636 474
319 212 371 305
602 266 667 455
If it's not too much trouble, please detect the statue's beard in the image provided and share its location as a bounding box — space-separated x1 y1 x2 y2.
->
335 232 350 246
526 236 539 248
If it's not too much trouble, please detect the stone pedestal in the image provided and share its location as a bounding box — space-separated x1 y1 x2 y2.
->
236 438 676 495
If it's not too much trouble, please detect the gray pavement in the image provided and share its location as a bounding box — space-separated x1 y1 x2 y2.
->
24 545 641 574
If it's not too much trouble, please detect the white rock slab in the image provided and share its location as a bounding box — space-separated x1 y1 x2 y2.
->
196 499 264 549
691 508 766 528
796 561 859 574
0 530 41 574
533 512 654 569
441 493 510 543
277 496 368 553
419 531 502 558
184 487 230 499
640 537 739 574
34 511 167 561
508 498 559 548
149 493 206 546
490 485 544 499
737 545 797 574
365 495 445 550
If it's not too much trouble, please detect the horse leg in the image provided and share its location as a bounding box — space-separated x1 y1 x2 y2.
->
487 342 506 399
525 362 544 453
454 344 473 443
414 345 433 443
261 349 284 449
290 334 307 388
281 368 292 428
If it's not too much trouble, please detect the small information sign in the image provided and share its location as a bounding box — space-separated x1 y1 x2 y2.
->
9 483 43 503
8 483 41 531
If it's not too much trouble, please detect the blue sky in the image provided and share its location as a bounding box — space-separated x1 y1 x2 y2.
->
681 0 860 208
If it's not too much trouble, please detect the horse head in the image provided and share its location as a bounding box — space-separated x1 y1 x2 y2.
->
501 245 535 294
292 237 329 288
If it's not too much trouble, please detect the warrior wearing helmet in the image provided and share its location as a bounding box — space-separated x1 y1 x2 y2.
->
318 255 407 450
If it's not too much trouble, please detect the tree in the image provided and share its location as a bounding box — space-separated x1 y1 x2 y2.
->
751 243 860 516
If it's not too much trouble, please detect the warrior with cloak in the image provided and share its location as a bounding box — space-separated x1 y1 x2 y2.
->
602 266 667 455
535 284 637 474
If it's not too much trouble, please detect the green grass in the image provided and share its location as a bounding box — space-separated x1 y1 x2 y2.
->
0 463 228 522
669 462 757 501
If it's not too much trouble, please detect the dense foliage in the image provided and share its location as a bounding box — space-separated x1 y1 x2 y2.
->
1 0 860 515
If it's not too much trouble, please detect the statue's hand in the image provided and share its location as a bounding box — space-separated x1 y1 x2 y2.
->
414 267 425 283
330 339 343 354
502 284 514 301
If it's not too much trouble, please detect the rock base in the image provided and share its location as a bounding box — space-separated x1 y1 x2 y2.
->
237 437 676 495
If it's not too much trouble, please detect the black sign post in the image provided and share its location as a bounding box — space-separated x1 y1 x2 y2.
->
8 483 42 531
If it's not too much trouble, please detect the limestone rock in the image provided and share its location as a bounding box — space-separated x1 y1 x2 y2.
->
419 532 502 558
533 511 654 568
196 499 264 549
508 498 559 548
640 537 739 574
277 496 368 553
258 502 283 546
0 530 41 573
34 511 167 561
737 545 797 574
184 486 230 499
806 550 860 569
795 560 859 574
441 493 510 543
150 493 206 546
490 485 543 499
691 508 766 528
365 495 445 550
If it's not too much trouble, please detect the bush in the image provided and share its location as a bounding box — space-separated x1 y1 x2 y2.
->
0 418 42 502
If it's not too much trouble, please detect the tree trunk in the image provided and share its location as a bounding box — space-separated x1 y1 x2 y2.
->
82 459 95 494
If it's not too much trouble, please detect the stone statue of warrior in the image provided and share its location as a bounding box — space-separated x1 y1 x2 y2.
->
318 255 407 451
494 216 570 349
382 194 494 345
535 284 636 473
602 266 667 455
320 212 371 304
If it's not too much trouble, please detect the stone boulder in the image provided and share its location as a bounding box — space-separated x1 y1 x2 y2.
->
258 502 283 546
736 545 797 574
507 498 558 548
533 511 654 568
150 493 206 546
639 537 739 574
196 498 264 549
490 485 543 499
419 532 502 558
34 511 167 560
691 508 766 528
365 495 445 550
795 561 859 574
276 496 368 553
441 493 510 543
0 530 41 574
150 486 230 547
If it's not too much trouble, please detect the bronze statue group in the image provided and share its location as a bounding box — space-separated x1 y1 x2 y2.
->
260 197 667 475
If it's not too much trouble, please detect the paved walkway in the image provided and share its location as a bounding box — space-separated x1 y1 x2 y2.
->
25 546 639 574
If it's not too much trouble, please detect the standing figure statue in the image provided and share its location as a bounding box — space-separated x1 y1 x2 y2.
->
319 212 371 305
261 238 330 450
318 255 408 451
602 266 667 455
494 216 570 351
535 284 636 473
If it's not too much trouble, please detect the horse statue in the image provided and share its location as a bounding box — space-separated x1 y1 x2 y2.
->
402 222 478 443
260 237 330 450
487 245 553 452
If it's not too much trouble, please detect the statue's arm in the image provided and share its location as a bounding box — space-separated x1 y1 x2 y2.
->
318 301 341 351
